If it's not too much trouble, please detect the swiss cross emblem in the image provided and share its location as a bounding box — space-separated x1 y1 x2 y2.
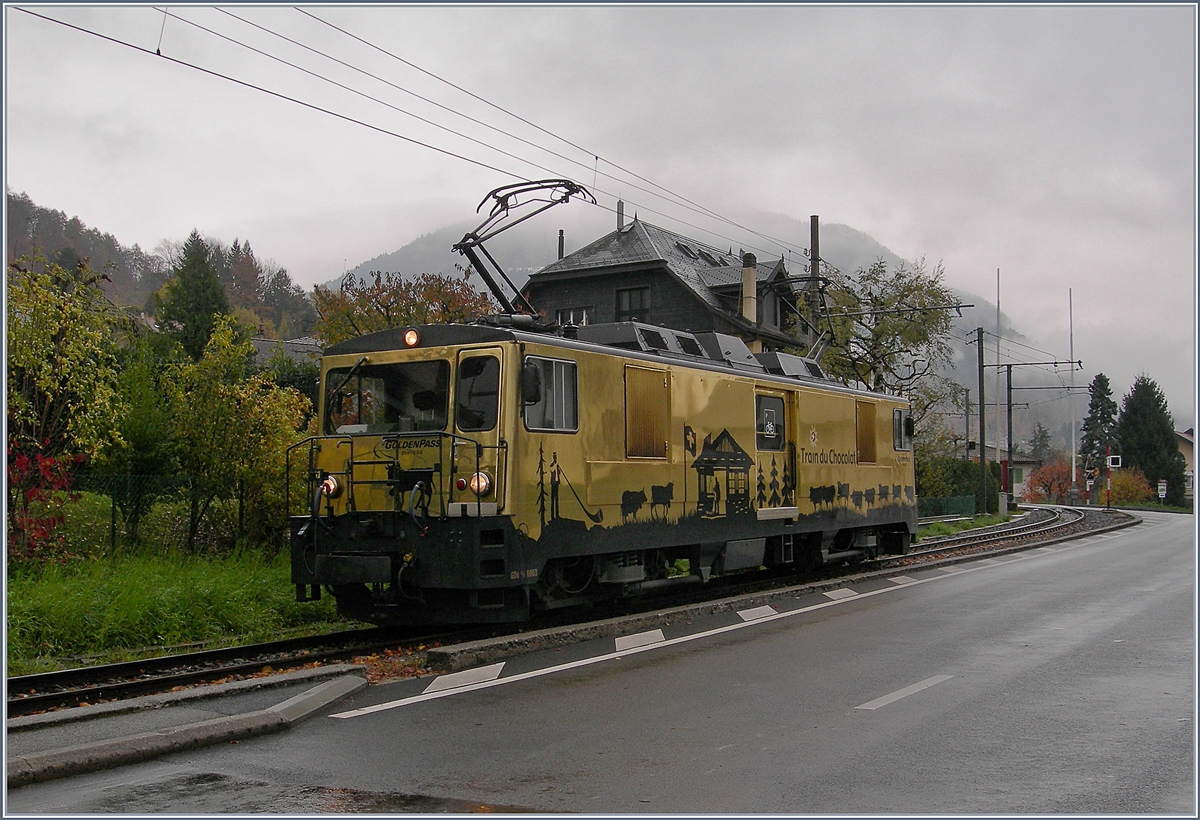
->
810 427 818 444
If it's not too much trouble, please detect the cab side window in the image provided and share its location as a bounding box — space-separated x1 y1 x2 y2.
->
893 408 913 451
523 357 578 432
456 356 500 432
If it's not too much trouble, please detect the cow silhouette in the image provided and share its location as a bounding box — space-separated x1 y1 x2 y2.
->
877 484 890 502
904 485 915 502
650 483 674 517
837 482 851 504
851 490 864 510
864 488 876 506
621 489 647 522
893 484 902 501
809 484 835 509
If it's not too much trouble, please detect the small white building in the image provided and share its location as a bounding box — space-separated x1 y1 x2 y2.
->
979 444 1041 501
1177 428 1194 502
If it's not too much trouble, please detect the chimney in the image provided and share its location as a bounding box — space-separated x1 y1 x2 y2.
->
558 229 564 260
617 200 625 231
741 252 762 353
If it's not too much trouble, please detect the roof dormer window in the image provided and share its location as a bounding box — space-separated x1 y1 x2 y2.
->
675 241 697 259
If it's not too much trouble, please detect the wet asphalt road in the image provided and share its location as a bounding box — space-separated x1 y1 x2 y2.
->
8 510 1194 814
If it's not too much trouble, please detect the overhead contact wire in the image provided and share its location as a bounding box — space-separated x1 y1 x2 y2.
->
295 7 809 259
15 7 525 181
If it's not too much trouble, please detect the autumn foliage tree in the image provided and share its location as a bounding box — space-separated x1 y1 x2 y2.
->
311 267 496 346
165 318 311 552
1023 459 1079 504
820 258 958 425
6 257 123 560
1107 468 1153 506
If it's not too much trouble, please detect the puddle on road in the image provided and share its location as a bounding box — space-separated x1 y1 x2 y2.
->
95 772 540 814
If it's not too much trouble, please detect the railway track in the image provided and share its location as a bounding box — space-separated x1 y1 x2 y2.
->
6 627 419 718
912 505 1082 551
7 505 1132 716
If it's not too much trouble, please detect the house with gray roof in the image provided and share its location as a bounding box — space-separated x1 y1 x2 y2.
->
523 211 804 351
250 335 322 366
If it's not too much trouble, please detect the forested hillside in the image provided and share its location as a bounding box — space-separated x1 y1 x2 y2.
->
6 191 315 340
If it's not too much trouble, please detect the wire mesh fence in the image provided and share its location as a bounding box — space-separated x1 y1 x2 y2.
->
917 495 976 518
66 473 265 554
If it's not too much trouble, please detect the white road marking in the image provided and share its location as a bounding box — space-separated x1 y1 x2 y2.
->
888 575 917 585
936 566 966 574
737 605 777 621
856 675 954 710
615 629 666 652
331 541 1091 719
422 662 505 694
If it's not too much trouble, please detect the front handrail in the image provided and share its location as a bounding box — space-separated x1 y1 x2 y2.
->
286 431 509 520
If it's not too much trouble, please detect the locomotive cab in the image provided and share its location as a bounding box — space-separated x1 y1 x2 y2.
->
289 325 530 624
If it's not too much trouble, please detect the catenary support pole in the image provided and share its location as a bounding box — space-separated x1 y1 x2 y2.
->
977 327 987 513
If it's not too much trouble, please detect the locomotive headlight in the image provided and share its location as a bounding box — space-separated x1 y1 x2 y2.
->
403 328 421 348
320 474 343 498
466 471 492 496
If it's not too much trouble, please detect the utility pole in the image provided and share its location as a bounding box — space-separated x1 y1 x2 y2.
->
964 388 971 460
1006 364 1014 508
994 269 1002 504
1068 288 1080 504
976 327 987 513
1105 445 1114 509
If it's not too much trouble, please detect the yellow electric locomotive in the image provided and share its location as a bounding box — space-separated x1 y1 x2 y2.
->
288 317 917 625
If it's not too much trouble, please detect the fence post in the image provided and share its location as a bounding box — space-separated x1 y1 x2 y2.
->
110 474 120 556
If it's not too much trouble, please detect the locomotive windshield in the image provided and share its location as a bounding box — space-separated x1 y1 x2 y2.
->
324 360 450 434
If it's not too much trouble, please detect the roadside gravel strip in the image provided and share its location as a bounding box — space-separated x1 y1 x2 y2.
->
7 665 367 787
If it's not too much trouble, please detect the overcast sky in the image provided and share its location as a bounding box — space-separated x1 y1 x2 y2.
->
4 4 1196 424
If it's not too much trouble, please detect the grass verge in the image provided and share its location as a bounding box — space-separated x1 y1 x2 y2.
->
917 512 1011 540
7 549 343 676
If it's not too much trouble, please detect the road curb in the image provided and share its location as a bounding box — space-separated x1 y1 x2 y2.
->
8 662 366 732
427 510 1142 673
6 673 367 788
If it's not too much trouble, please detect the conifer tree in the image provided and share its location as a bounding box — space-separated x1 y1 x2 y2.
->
158 230 231 360
1117 375 1186 506
1028 422 1053 465
1080 373 1119 472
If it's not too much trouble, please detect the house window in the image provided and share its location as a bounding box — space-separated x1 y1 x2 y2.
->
1013 467 1024 485
557 307 592 326
616 287 650 323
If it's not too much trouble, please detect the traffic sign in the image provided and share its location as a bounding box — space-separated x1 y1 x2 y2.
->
1157 480 1167 499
